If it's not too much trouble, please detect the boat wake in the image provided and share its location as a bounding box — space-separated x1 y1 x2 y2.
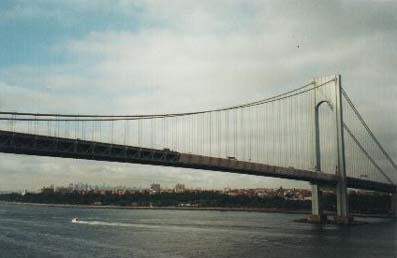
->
70 219 248 233
71 219 163 229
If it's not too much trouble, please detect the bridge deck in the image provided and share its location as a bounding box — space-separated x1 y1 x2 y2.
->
0 130 395 193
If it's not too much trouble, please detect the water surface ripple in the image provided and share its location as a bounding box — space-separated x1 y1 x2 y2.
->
0 203 395 258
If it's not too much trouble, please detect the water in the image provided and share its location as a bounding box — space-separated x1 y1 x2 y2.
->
0 203 395 258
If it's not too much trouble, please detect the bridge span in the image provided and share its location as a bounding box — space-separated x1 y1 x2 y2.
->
0 130 395 194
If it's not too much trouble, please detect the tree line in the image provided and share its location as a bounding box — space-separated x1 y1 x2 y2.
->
0 191 392 214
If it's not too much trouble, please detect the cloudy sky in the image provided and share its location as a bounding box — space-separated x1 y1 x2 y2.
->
0 0 396 191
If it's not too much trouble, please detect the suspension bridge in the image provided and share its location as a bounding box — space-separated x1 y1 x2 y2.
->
0 75 396 223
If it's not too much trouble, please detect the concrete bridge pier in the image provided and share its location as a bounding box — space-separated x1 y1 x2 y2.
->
392 193 397 217
334 181 353 224
307 184 327 223
307 182 353 224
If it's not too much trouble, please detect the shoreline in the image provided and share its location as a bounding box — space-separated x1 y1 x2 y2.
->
0 201 310 215
1 201 394 219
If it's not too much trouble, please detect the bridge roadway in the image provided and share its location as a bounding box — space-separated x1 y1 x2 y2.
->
0 130 395 193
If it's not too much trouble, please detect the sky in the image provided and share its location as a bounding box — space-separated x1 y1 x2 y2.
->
0 0 396 191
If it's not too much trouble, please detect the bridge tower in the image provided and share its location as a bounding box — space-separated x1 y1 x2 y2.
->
309 75 351 224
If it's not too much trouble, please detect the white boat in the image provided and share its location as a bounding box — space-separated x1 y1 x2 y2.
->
71 218 79 223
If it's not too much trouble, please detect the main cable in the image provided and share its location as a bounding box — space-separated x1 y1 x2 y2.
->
0 79 336 122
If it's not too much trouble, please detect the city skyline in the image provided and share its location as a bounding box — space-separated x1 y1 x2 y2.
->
27 181 303 192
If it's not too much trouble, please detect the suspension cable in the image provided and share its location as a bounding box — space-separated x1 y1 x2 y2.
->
343 123 393 184
342 88 397 172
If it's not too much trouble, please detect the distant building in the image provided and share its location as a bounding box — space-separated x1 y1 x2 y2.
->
150 183 161 193
112 189 130 196
55 186 71 194
175 183 185 193
41 186 54 194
